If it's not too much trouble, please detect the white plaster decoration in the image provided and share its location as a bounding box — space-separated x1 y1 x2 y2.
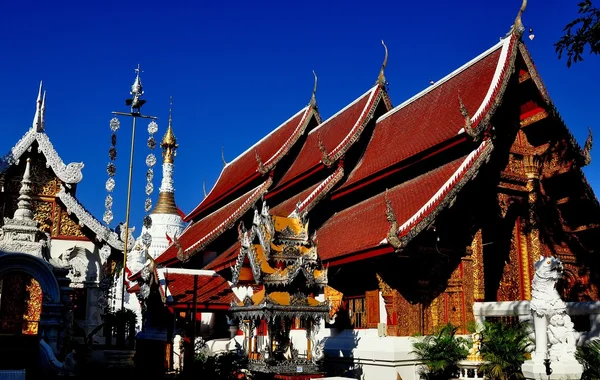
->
530 256 567 317
159 163 175 193
57 188 133 251
0 130 84 184
56 246 101 286
99 244 111 265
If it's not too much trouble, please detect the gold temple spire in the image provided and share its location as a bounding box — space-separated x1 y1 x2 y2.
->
153 97 180 215
377 40 389 86
161 96 178 164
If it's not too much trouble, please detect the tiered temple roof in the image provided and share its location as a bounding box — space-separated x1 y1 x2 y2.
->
152 2 599 316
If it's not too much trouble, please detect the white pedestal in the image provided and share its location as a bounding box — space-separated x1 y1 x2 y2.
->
521 359 583 380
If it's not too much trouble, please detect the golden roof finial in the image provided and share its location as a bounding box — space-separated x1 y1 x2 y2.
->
310 70 318 107
512 0 528 37
377 40 389 86
161 96 178 164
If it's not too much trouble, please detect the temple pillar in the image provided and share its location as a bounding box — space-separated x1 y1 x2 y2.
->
470 229 485 302
306 320 312 361
524 154 542 298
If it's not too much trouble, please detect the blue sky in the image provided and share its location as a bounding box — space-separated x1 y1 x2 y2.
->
0 0 598 230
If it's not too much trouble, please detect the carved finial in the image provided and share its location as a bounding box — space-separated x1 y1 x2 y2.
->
385 189 402 250
255 150 267 175
583 126 593 166
458 93 476 138
203 177 207 198
310 70 318 108
32 81 43 131
377 40 389 86
40 90 47 132
318 132 333 167
13 158 34 221
221 146 227 167
126 64 146 111
174 234 188 262
512 0 528 37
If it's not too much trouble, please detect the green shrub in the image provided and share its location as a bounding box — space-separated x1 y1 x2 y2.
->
576 338 600 380
411 323 469 380
479 321 532 380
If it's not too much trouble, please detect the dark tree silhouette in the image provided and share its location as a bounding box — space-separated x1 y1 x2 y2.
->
555 0 600 67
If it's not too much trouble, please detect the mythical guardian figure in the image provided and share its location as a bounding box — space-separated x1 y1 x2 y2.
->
530 255 566 317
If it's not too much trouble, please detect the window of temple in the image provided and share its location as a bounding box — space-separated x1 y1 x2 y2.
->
0 272 42 335
347 296 367 329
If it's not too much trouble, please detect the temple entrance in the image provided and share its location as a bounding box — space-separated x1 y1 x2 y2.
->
0 271 43 371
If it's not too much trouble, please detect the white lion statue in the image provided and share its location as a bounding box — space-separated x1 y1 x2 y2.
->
530 255 566 318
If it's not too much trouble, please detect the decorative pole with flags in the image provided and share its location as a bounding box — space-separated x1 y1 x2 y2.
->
111 64 158 311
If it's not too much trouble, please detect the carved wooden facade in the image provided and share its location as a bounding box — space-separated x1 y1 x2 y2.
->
1 148 87 241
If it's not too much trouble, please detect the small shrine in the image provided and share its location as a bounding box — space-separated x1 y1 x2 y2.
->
229 200 329 377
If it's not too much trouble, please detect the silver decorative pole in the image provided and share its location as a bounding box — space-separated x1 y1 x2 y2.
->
112 64 158 311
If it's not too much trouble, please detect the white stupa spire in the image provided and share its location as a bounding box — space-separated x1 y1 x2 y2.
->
13 158 34 221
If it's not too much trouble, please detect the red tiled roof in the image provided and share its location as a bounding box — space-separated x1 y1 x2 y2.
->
318 155 466 263
203 242 240 271
276 85 385 188
340 40 506 191
186 106 314 221
161 271 235 309
155 179 272 266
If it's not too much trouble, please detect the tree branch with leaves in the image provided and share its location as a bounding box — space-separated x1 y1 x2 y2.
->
555 0 600 67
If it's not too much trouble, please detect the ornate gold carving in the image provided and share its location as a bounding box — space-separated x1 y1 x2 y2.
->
498 193 512 218
376 273 393 296
506 154 524 175
51 202 60 237
32 200 52 234
523 155 541 180
324 286 343 319
497 221 521 301
519 221 532 300
59 209 85 238
30 156 60 196
23 277 42 335
520 110 549 128
471 229 485 301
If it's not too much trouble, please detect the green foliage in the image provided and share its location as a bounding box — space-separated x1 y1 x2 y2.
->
478 321 532 380
555 0 600 67
192 350 249 380
576 338 600 380
410 323 469 380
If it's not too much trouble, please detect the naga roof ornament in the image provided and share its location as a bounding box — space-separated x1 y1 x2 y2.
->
582 127 593 166
221 146 227 167
384 189 402 250
310 70 318 108
509 0 528 37
458 93 477 139
377 40 389 86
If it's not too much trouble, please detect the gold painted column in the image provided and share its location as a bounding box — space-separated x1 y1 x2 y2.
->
470 230 485 302
523 154 542 298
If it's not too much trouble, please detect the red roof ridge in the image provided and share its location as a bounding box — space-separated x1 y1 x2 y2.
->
386 138 494 248
225 106 310 169
185 106 313 221
377 38 507 124
154 179 272 266
184 178 273 256
309 85 378 138
295 164 345 217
